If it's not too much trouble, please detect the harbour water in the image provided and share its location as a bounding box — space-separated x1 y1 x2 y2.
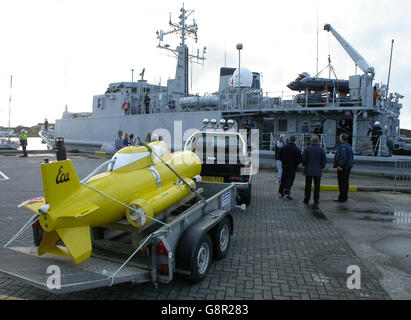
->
20 137 48 151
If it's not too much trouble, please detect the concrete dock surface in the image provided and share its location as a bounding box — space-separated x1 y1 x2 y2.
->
0 152 410 300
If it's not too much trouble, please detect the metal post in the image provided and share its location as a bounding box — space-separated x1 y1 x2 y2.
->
394 160 398 192
386 39 394 100
378 135 382 157
8 75 12 140
352 111 359 154
238 50 241 108
237 43 243 109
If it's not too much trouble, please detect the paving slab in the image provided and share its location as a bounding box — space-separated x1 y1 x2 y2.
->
0 154 401 299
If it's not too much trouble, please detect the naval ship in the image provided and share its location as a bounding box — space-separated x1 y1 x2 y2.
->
48 5 409 157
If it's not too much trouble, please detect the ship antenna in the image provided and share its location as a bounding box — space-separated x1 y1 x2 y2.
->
8 75 12 140
316 3 319 75
65 56 69 111
156 4 206 96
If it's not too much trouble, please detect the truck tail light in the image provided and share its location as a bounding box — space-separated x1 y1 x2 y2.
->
156 240 168 256
158 264 169 275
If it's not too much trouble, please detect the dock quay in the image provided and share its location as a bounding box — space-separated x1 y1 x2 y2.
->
0 152 410 300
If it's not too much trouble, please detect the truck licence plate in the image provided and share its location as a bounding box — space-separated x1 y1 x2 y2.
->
202 176 224 183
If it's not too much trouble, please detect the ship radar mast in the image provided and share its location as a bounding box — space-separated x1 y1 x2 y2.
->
156 4 206 96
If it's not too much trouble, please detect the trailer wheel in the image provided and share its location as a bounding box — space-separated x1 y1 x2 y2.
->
32 219 43 247
212 218 231 259
190 233 213 283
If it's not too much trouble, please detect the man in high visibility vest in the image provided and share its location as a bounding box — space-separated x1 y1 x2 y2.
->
20 130 28 157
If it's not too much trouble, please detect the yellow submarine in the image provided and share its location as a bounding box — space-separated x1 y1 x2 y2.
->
20 141 201 264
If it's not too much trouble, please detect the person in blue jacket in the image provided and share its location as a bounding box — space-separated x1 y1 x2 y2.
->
333 133 354 203
302 135 327 210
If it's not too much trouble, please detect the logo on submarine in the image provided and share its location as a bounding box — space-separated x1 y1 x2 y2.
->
56 166 70 184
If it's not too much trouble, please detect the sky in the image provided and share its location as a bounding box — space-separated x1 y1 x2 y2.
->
0 0 410 129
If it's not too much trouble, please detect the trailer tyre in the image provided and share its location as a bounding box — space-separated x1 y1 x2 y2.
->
190 233 213 283
212 218 231 259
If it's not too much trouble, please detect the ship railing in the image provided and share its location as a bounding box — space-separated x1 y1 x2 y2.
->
256 91 368 109
354 134 398 157
270 133 328 152
373 135 383 157
268 131 401 157
271 133 390 156
296 134 327 152
394 160 411 192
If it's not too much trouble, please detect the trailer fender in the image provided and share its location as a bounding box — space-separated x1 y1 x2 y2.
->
176 211 232 271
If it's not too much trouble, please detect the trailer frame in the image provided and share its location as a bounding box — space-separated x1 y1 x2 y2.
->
0 182 237 294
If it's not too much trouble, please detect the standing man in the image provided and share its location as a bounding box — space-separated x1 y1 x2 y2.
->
333 133 354 203
302 135 327 210
115 130 123 151
20 130 28 157
278 136 302 200
274 134 286 184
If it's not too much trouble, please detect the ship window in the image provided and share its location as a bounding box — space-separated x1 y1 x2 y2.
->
278 120 287 132
132 88 137 93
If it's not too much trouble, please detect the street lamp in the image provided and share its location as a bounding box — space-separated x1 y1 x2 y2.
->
236 43 243 108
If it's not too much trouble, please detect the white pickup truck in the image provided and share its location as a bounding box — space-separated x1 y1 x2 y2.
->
184 119 253 205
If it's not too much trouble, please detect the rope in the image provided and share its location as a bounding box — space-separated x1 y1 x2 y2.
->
107 233 154 287
3 213 38 248
137 137 207 206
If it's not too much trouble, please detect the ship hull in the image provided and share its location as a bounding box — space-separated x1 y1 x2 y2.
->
55 111 223 152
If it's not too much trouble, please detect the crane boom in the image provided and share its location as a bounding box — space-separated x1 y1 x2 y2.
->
324 24 375 78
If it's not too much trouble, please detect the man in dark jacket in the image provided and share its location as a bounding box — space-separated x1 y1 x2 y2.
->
278 136 302 200
333 133 354 203
302 135 327 210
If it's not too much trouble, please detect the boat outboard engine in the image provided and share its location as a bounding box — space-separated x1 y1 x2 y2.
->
55 137 67 161
287 72 310 91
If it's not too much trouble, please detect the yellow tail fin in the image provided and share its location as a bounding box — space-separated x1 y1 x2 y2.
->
38 226 92 264
41 160 80 207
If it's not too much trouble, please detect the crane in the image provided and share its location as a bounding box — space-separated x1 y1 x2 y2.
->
324 24 375 79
